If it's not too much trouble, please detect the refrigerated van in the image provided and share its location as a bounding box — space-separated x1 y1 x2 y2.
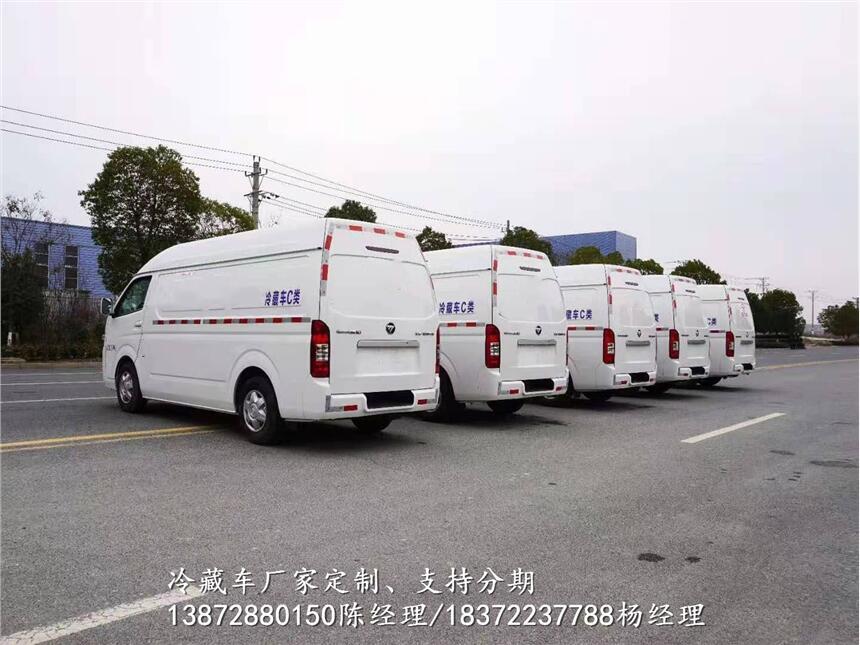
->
554 264 657 401
697 284 756 385
639 274 710 392
102 218 440 444
424 245 568 416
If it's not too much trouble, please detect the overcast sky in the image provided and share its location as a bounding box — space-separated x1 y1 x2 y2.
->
1 1 857 317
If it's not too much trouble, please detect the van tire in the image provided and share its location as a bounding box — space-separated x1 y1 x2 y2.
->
352 415 392 434
487 400 524 415
423 371 462 421
698 377 722 388
237 376 283 445
645 383 673 395
115 361 147 413
584 391 613 403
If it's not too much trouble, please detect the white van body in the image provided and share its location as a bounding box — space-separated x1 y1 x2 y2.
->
639 274 710 385
697 284 756 379
554 264 657 396
424 245 568 409
102 218 439 430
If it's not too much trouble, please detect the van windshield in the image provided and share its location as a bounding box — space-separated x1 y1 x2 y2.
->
497 275 563 322
731 301 755 331
675 295 705 329
611 288 654 328
327 256 435 319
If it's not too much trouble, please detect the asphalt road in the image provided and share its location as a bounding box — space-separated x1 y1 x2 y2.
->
1 347 857 644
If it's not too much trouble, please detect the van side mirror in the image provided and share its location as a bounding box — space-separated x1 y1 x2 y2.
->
100 297 114 316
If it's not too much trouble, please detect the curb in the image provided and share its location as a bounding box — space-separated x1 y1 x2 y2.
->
1 359 101 369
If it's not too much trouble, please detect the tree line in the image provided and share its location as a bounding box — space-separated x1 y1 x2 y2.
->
2 144 857 351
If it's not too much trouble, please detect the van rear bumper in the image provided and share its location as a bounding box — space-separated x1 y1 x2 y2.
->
321 382 439 419
496 376 568 399
612 371 657 388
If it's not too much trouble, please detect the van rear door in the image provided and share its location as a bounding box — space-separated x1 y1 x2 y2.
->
321 223 437 395
673 290 709 365
729 291 756 364
494 252 566 384
609 279 656 377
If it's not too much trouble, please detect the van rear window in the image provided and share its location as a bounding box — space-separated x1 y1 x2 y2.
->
496 275 563 322
675 295 705 329
611 288 654 328
327 255 434 319
731 301 755 331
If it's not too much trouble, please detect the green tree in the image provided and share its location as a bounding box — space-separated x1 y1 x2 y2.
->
818 301 859 341
566 245 605 265
416 226 453 252
80 145 202 294
605 251 625 265
197 198 254 239
500 226 555 263
672 259 723 285
325 199 377 223
625 258 664 275
747 289 804 336
0 250 44 343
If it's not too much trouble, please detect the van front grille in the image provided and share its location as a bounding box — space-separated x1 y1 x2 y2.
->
523 379 554 393
364 390 414 409
629 372 650 384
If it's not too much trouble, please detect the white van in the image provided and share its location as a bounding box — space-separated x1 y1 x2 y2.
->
638 274 710 392
554 264 657 401
102 218 440 444
424 245 568 416
697 284 756 386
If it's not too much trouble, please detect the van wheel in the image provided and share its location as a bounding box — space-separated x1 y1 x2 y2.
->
238 376 283 445
698 377 722 388
645 383 672 395
352 415 392 434
115 362 146 413
422 371 462 422
487 400 524 415
584 392 613 403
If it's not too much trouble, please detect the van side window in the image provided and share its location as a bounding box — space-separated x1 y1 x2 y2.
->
114 277 152 317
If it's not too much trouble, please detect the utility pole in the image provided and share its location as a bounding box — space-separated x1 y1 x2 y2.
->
245 155 268 228
807 289 817 334
750 276 769 295
506 219 511 234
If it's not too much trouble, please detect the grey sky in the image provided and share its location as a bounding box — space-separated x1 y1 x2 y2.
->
2 1 857 317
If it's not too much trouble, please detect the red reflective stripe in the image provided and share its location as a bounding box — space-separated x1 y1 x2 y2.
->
395 231 406 238
348 224 363 232
207 319 217 325
510 389 520 394
236 318 246 324
168 320 176 325
465 322 477 327
179 319 188 325
223 318 233 325
255 318 265 323
507 250 516 255
324 234 333 250
417 399 428 405
321 264 329 280
343 404 359 412
492 282 497 295
272 317 284 323
568 326 577 330
193 319 201 325
492 260 498 271
373 227 385 234
290 316 303 323
445 322 457 327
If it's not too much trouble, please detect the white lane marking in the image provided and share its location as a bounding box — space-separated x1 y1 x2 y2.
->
0 371 101 376
756 358 857 371
1 396 115 405
0 587 203 644
1 381 102 386
682 412 786 444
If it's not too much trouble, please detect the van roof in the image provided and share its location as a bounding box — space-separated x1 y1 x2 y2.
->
697 283 749 302
425 245 549 274
639 274 699 293
554 263 641 287
137 218 400 274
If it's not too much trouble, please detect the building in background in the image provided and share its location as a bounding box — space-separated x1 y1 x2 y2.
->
0 217 112 297
542 230 637 262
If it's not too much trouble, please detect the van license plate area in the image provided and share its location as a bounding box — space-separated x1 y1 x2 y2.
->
629 372 650 384
365 390 414 409
523 379 554 393
516 345 555 367
356 346 420 375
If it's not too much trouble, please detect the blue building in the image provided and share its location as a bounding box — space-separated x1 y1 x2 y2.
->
1 217 113 297
542 231 637 262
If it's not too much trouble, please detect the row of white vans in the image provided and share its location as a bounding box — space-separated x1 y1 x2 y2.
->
102 218 756 444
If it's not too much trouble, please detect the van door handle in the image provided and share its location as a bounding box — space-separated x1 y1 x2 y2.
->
134 322 142 328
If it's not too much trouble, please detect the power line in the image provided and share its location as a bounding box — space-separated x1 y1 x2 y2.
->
0 127 246 174
0 105 250 157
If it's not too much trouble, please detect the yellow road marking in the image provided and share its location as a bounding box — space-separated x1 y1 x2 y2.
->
0 425 222 452
757 358 858 371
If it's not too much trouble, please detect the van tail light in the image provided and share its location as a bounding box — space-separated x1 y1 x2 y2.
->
485 323 501 369
602 328 615 364
668 328 680 360
310 319 330 378
726 330 735 357
435 326 440 374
